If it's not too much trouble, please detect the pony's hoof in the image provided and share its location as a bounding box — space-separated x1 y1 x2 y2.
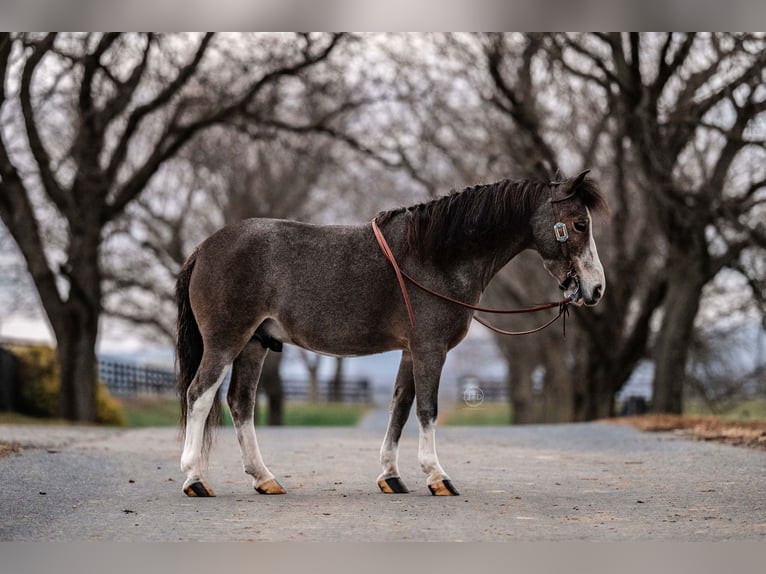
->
255 478 286 495
377 476 410 494
428 479 459 496
183 478 216 497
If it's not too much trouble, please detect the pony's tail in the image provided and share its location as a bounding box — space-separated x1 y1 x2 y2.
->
176 250 221 458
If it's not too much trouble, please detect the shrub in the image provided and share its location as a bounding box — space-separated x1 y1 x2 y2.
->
11 345 126 426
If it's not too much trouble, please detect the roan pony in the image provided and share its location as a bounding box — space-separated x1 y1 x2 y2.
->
176 170 607 497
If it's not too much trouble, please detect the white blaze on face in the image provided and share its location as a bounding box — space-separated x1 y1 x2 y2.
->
573 208 605 303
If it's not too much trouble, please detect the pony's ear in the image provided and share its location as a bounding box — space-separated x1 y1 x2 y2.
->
551 169 591 203
572 169 590 187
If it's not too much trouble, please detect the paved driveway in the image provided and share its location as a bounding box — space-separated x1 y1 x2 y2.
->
1 422 764 541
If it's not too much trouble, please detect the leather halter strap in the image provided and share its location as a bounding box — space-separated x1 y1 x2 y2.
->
371 217 572 337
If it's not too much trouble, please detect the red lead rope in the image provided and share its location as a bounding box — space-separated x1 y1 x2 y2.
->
371 218 572 337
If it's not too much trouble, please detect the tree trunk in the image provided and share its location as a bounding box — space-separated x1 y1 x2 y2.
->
259 351 283 426
52 230 102 422
307 368 319 403
508 351 536 424
652 255 706 414
299 351 321 403
56 318 98 421
574 363 617 421
541 345 574 423
329 357 344 402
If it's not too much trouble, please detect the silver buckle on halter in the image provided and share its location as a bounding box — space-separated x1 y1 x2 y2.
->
553 222 569 243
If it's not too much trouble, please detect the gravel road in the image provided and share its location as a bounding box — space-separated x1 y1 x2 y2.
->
1 420 764 541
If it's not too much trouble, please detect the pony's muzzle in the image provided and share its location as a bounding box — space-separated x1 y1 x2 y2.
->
582 283 603 306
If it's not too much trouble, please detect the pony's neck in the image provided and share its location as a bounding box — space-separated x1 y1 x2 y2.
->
466 224 535 292
383 180 548 298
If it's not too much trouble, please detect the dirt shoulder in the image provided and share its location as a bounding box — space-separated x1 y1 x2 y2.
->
609 415 766 450
0 442 19 457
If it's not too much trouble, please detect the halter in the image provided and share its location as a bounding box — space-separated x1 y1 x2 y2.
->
549 178 581 294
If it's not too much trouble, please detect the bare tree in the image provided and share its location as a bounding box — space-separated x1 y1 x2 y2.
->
0 32 346 421
409 33 765 420
554 32 766 413
394 33 667 420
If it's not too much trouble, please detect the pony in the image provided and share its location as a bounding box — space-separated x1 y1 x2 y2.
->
175 170 607 497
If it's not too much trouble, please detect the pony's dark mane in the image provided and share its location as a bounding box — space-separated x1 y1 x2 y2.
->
376 176 606 261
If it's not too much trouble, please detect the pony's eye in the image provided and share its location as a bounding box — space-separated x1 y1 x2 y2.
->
574 221 589 233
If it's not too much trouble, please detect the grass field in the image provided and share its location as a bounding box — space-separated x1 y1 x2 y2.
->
441 398 766 426
4 397 765 428
119 397 369 427
442 403 512 425
0 399 369 427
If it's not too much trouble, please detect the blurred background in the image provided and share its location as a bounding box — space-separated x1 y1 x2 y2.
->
0 33 764 428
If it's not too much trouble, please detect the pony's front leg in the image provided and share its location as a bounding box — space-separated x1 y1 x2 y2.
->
412 348 459 496
377 351 415 494
228 340 285 495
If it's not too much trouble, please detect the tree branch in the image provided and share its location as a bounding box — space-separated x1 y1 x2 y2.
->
105 33 345 221
561 34 623 90
651 33 696 103
100 33 154 126
19 33 70 213
78 33 119 123
484 35 559 176
104 33 214 187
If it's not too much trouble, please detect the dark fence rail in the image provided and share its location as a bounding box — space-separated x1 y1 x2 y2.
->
279 378 371 403
98 359 372 403
99 360 176 397
457 377 507 403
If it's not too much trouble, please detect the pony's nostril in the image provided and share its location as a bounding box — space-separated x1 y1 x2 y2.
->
593 284 603 301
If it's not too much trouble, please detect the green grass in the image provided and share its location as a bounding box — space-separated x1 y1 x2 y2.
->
118 397 369 428
443 398 766 426
0 399 370 428
441 403 512 425
683 398 766 422
274 402 368 426
120 397 182 427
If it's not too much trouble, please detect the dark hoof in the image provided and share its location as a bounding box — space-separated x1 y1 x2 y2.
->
183 479 216 497
428 479 459 496
377 476 410 494
255 478 286 494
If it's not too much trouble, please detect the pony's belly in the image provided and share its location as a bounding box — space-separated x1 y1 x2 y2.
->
259 317 404 357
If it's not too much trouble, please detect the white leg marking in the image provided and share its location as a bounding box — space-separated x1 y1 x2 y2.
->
235 421 276 488
378 432 400 480
418 421 448 485
180 369 226 480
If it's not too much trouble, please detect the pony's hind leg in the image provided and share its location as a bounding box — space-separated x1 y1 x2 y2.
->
377 351 415 494
412 348 459 496
180 353 229 497
227 339 285 494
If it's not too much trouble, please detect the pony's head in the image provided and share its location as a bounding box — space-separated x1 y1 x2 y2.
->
531 170 608 306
